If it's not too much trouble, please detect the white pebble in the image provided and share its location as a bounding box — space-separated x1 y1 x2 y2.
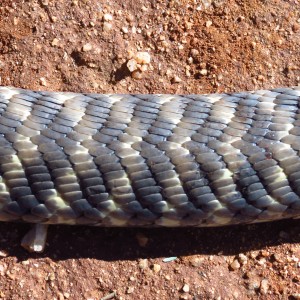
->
127 59 138 72
238 253 248 265
199 69 208 76
138 259 148 270
103 13 113 21
127 287 134 294
190 49 199 57
134 52 151 64
206 20 213 27
260 279 269 295
139 64 148 72
103 22 112 31
182 284 190 293
82 43 92 52
39 77 47 86
152 264 161 273
230 259 240 270
172 76 182 83
51 38 59 47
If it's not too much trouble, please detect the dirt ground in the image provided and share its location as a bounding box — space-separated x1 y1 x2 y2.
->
0 0 300 299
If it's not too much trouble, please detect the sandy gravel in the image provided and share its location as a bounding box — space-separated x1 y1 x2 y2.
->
0 0 300 299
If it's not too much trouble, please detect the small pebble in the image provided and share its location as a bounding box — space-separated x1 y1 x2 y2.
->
103 22 112 31
257 74 265 81
48 272 56 281
190 257 204 267
126 287 134 294
0 250 8 258
57 292 64 300
260 279 269 295
132 70 143 80
238 254 248 265
190 49 199 57
51 38 59 47
273 253 282 262
139 64 148 72
134 52 151 64
126 14 134 22
247 277 261 291
182 284 190 293
39 77 47 86
260 250 269 257
100 292 116 300
103 13 113 21
152 264 161 273
199 69 208 76
51 16 58 22
138 259 148 270
122 27 129 34
172 76 182 83
292 23 300 32
127 59 138 72
206 20 212 27
82 43 92 52
165 275 171 281
230 259 240 270
257 258 266 266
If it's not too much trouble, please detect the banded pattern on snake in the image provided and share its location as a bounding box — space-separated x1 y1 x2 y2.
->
0 86 300 228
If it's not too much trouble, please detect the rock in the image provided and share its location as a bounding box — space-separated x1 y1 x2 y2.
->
134 52 151 64
132 70 143 80
172 76 182 83
199 69 208 76
39 77 47 86
126 286 134 294
127 59 138 72
152 264 161 273
139 64 148 72
182 284 190 293
103 14 113 22
51 38 59 47
138 259 148 270
190 257 204 267
238 254 248 265
206 20 212 27
190 49 199 57
260 279 269 295
230 259 240 270
247 276 261 291
0 250 8 257
103 22 112 31
82 43 92 52
292 23 300 32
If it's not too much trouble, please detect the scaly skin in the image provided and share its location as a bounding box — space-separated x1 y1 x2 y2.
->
0 86 299 230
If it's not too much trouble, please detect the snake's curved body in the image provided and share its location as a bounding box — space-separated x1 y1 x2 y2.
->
0 86 299 228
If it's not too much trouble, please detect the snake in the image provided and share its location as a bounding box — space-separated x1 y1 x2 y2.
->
0 85 300 237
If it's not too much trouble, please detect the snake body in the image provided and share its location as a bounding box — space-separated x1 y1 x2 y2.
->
0 86 299 227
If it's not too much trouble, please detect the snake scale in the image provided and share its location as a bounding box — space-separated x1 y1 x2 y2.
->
0 86 300 230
